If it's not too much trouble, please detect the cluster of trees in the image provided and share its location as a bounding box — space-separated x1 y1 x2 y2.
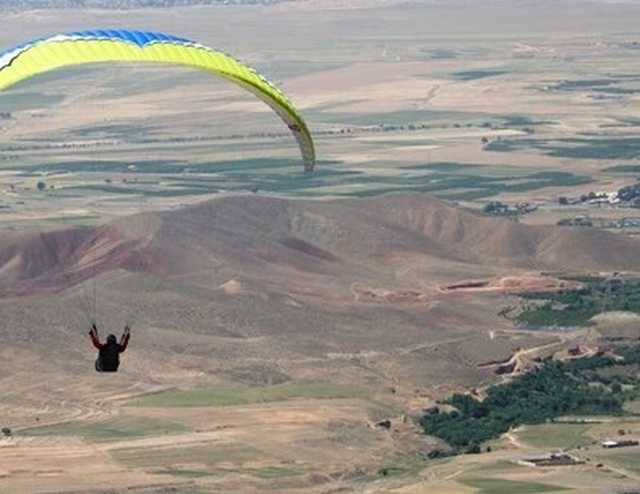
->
421 350 639 455
514 277 640 328
483 201 511 215
618 183 640 203
483 201 537 217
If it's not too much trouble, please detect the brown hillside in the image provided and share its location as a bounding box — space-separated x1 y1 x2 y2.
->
0 224 157 297
1 195 639 300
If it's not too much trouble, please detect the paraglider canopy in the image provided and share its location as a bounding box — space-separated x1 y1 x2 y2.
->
0 29 316 171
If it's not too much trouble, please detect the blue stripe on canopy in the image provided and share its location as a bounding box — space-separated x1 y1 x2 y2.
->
66 29 194 47
0 30 195 60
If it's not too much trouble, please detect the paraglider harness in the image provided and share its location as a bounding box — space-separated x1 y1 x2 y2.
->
89 324 130 372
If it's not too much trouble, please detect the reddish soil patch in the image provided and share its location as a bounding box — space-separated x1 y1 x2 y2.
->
0 224 163 298
351 282 432 304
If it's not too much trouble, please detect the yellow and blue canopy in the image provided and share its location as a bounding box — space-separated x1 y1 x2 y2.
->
0 29 316 171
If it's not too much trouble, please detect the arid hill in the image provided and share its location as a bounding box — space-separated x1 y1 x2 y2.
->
2 194 639 300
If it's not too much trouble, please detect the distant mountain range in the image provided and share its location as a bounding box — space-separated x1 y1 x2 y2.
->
0 0 633 11
0 0 295 10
